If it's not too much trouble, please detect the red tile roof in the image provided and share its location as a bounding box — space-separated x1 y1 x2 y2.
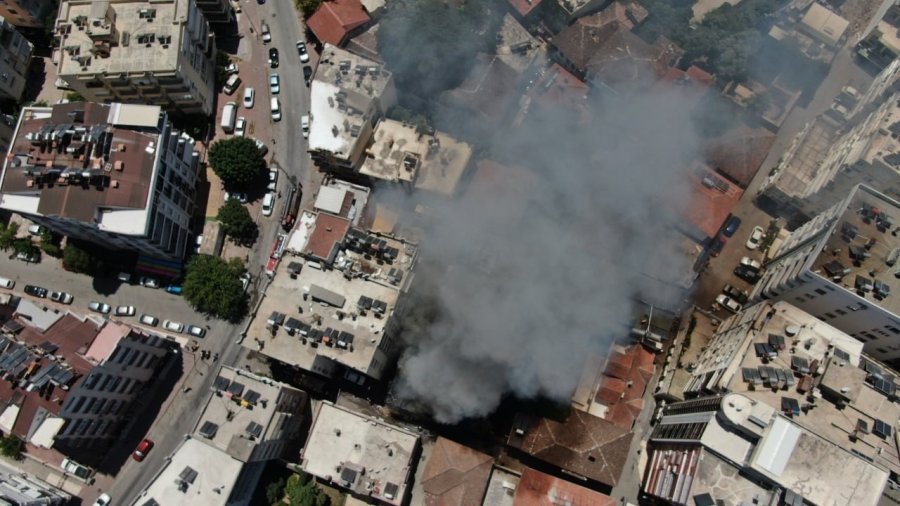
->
528 64 590 111
594 345 655 429
508 0 543 17
304 213 351 262
704 125 776 189
681 162 744 239
307 0 371 47
513 467 617 506
421 437 493 506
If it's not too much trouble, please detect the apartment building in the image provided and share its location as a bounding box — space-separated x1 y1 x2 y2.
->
0 15 32 101
0 102 201 260
0 0 55 28
752 185 900 365
55 0 215 116
194 0 232 26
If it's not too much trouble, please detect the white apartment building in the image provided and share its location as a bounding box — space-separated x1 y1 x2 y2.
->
752 184 900 366
55 0 215 116
0 102 201 259
0 15 32 101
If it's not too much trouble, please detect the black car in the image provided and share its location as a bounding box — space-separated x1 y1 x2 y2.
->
734 265 761 284
723 215 742 237
303 65 312 85
709 235 726 257
722 283 749 304
268 48 279 68
24 285 48 298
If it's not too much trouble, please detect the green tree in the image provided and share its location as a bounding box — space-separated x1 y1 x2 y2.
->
266 477 286 505
283 473 331 506
296 0 324 17
63 243 100 274
13 239 39 259
208 137 265 188
39 229 62 258
218 199 258 245
183 255 247 322
65 91 85 102
0 435 22 459
0 222 18 251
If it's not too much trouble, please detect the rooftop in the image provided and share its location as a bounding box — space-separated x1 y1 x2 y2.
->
360 119 472 195
703 125 776 189
308 44 391 161
0 103 165 234
592 344 655 429
56 0 191 78
681 162 744 239
507 410 633 488
307 0 370 47
247 226 416 378
136 436 245 506
496 14 545 74
302 402 420 506
809 185 900 317
513 467 616 506
481 466 519 506
507 0 543 17
193 366 307 462
420 437 492 506
313 179 370 226
799 3 849 46
445 54 520 122
526 63 590 115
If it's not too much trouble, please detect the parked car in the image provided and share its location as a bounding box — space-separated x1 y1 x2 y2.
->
225 62 239 75
140 314 159 326
118 272 132 283
223 74 241 95
739 256 762 271
269 73 280 94
240 272 251 293
224 191 249 203
187 325 206 338
139 276 160 288
49 291 73 304
163 320 184 333
723 216 742 237
24 285 48 298
88 301 111 314
115 305 136 317
268 47 279 68
262 192 275 216
235 116 246 137
93 494 111 506
268 167 278 191
303 65 312 86
62 458 93 480
296 40 309 62
261 22 271 43
243 87 255 108
0 278 14 289
746 226 765 250
301 114 310 138
734 265 761 284
194 235 204 254
715 294 742 313
254 138 268 157
27 224 44 235
165 285 183 295
16 251 39 263
270 97 281 122
709 235 726 257
133 439 154 462
722 284 749 304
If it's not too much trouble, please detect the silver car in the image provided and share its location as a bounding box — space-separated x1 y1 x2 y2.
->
163 320 184 333
88 301 111 314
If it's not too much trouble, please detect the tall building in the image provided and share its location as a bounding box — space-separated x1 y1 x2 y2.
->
751 185 900 365
193 0 233 26
0 0 55 28
0 102 201 260
0 16 33 101
55 0 215 116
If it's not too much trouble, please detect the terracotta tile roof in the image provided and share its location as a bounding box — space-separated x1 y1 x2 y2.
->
513 467 617 506
704 125 776 189
594 376 626 404
447 54 520 121
508 0 543 17
680 162 744 239
507 411 633 487
528 64 590 111
304 213 351 263
421 437 493 506
594 345 655 429
308 0 371 46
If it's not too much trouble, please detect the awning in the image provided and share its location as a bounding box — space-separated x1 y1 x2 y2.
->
30 416 65 449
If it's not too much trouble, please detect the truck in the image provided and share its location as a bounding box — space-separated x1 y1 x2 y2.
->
281 183 303 231
220 102 237 133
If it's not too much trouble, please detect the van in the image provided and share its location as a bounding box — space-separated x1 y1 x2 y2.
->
223 74 241 95
0 277 13 289
887 248 900 267
221 102 237 133
262 192 275 216
270 97 281 121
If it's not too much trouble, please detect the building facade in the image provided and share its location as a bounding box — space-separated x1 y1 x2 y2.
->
0 102 201 259
0 15 33 101
0 0 55 28
194 0 233 26
55 0 216 116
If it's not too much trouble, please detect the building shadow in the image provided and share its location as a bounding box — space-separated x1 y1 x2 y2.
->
24 58 48 103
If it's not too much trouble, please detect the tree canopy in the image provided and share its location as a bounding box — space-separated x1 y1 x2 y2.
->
267 473 331 506
218 198 258 245
208 137 266 188
377 0 502 105
296 0 323 17
183 255 247 322
63 243 101 274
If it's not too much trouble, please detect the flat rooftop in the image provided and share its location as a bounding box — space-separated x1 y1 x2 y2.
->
302 402 419 506
771 118 839 199
246 231 416 376
360 119 472 195
193 366 304 462
810 185 900 316
0 102 163 233
56 0 186 78
721 302 900 477
135 436 244 506
308 44 391 159
482 466 518 506
313 179 370 226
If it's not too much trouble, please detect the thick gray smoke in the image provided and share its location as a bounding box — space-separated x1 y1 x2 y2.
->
388 83 705 423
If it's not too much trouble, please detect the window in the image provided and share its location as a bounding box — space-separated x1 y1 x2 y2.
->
824 312 836 319
795 296 806 303
835 309 847 316
815 288 827 295
887 326 900 335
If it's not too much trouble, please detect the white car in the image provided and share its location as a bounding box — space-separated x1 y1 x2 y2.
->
301 114 309 138
268 167 278 191
243 87 255 109
140 314 159 326
270 97 281 122
740 256 762 271
715 294 742 313
139 276 160 288
187 325 206 338
115 305 136 317
88 301 111 314
225 62 239 75
194 235 203 254
224 191 249 203
50 291 73 304
746 226 765 250
93 493 111 506
262 192 275 216
269 74 280 94
235 116 246 137
27 224 44 235
163 320 184 333
261 22 271 43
